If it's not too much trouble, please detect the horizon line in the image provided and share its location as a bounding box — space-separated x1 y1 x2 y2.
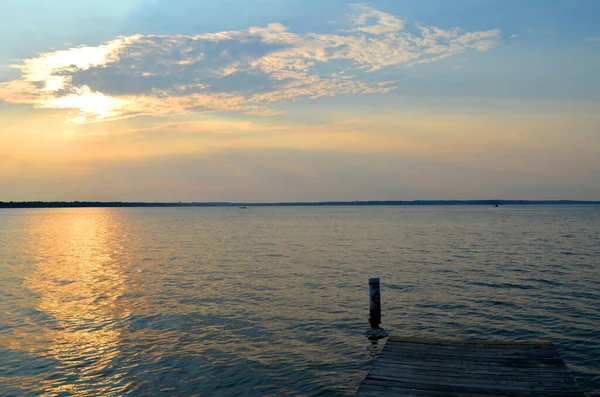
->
1 199 600 209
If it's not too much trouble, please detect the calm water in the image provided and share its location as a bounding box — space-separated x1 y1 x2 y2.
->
0 206 599 396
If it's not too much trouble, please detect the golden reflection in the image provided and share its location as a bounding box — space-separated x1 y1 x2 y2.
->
22 208 129 395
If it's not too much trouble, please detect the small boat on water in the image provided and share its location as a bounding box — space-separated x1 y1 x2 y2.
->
239 206 247 209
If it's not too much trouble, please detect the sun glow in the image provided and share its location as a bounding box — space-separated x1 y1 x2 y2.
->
18 39 125 90
48 86 130 123
5 37 134 122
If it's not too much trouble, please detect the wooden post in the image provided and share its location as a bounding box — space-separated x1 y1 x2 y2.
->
369 277 381 328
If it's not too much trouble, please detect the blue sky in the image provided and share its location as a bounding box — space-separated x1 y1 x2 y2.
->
1 1 599 201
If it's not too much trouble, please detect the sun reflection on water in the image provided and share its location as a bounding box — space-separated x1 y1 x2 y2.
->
1 207 598 395
23 209 130 396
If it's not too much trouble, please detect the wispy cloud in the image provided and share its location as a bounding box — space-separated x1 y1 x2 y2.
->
586 36 600 42
0 4 501 123
347 3 406 34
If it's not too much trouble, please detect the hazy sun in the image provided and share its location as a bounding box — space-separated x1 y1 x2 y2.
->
12 38 132 123
49 86 129 123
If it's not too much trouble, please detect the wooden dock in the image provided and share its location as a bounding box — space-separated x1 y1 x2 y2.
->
356 336 585 397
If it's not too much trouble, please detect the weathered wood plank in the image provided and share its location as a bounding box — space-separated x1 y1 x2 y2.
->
355 336 585 397
383 340 562 357
363 375 582 397
375 356 570 376
370 361 577 382
367 368 578 390
381 343 563 359
366 367 577 389
377 350 566 366
358 378 585 397
358 381 522 397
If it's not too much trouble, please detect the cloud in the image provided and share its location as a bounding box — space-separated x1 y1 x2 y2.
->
0 4 501 123
586 36 600 42
348 3 406 34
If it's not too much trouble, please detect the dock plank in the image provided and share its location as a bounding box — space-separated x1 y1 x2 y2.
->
356 336 585 397
370 361 576 379
383 339 561 356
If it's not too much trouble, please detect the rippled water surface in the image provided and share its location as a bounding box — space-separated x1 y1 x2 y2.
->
1 206 599 396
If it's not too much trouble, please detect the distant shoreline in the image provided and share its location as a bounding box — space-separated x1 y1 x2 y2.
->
1 200 599 208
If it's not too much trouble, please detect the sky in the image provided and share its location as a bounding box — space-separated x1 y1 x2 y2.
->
1 0 599 202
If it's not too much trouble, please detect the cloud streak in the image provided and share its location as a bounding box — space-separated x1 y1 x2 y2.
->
0 4 501 123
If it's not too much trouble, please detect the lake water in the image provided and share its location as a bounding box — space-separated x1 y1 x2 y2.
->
0 206 599 396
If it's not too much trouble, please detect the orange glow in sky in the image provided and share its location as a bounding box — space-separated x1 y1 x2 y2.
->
1 1 599 201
